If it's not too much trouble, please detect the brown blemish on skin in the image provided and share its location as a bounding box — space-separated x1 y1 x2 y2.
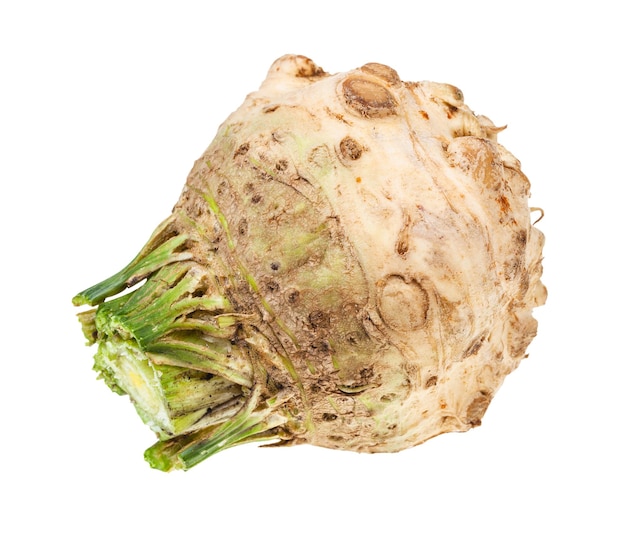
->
377 275 429 331
275 159 289 172
294 56 326 77
496 195 511 213
325 106 351 124
340 136 364 160
216 181 228 197
266 280 280 292
342 77 397 118
395 213 411 257
465 392 492 426
286 289 300 305
234 143 250 157
360 367 374 381
359 63 401 85
504 258 522 281
309 310 330 329
310 339 330 354
238 218 248 236
445 137 502 190
425 376 438 388
445 103 459 119
270 55 326 79
395 236 408 256
463 334 485 359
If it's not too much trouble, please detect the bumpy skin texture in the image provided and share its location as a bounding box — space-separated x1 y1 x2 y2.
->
75 55 546 468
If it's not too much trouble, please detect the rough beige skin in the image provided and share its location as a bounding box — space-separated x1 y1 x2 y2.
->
76 55 546 468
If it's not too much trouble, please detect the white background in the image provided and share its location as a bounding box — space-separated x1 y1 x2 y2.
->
2 1 624 532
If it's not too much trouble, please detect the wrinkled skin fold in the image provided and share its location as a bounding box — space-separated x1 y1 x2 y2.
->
74 55 546 471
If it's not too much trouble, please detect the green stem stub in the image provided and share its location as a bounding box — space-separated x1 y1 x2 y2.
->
73 219 288 471
72 218 192 307
144 388 289 471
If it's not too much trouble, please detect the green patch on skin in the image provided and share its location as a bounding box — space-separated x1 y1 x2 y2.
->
306 360 318 374
247 156 277 179
203 190 235 250
326 396 341 414
276 226 329 272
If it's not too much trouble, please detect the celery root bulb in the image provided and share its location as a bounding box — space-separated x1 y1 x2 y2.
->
74 55 546 471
